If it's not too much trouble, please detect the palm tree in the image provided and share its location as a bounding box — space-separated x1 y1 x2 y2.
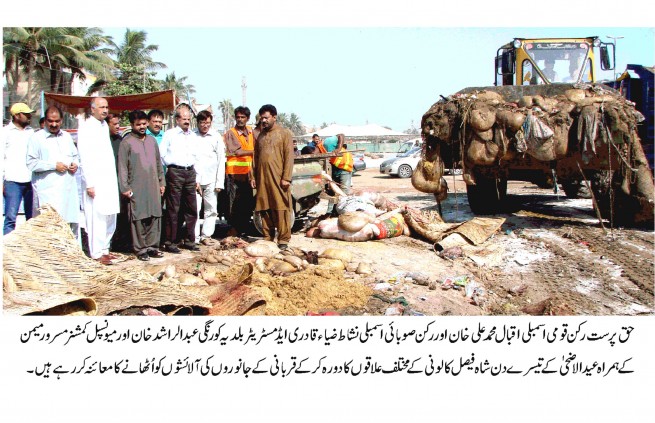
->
105 28 166 94
3 27 115 105
161 72 196 99
110 29 166 71
219 99 234 129
3 27 65 105
38 27 114 94
276 112 289 128
288 113 304 135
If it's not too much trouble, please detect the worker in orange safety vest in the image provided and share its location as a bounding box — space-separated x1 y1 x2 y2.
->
315 133 353 194
222 106 256 235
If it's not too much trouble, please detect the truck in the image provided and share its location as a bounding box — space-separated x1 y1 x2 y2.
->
413 37 654 226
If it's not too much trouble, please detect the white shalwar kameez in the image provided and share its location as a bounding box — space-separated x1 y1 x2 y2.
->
193 129 226 242
77 116 120 259
26 129 80 235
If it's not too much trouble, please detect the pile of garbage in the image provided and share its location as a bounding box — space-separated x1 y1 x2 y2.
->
417 84 654 224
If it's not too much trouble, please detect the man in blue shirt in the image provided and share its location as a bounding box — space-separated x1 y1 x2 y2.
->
146 109 165 146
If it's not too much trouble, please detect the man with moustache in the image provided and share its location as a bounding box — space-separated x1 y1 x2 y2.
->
249 104 294 250
117 110 166 261
223 106 256 236
106 112 131 252
26 106 80 235
159 105 200 253
146 109 165 146
194 110 224 244
77 97 120 265
2 102 35 234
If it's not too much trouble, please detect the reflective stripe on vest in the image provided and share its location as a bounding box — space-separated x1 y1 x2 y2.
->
226 127 254 175
330 149 354 172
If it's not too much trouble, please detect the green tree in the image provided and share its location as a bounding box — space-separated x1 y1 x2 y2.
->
276 112 289 128
220 99 235 129
99 62 160 96
287 113 304 135
110 29 165 71
3 27 115 108
161 72 196 99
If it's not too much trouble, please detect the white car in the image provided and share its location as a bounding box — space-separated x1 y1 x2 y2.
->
379 147 422 178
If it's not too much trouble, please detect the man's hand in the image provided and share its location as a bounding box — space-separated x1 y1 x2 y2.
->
86 187 95 198
122 190 132 198
68 162 78 174
160 186 165 196
249 179 256 189
196 183 201 193
214 188 222 193
55 162 69 173
280 179 290 190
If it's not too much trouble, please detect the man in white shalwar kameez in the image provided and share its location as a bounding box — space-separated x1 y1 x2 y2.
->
76 97 120 265
193 110 225 244
26 106 80 235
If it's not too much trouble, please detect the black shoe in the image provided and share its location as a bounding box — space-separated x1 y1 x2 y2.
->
182 242 200 251
278 243 289 251
165 244 181 254
148 250 165 258
137 253 150 261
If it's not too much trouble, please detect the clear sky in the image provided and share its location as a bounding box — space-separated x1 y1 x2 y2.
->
101 26 654 132
3 1 654 132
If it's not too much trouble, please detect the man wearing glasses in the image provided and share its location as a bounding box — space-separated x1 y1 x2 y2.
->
2 103 36 234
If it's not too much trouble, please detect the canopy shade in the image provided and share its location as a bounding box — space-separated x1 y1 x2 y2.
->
303 123 407 138
43 90 176 116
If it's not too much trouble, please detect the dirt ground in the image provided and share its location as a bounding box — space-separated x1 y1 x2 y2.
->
115 157 654 317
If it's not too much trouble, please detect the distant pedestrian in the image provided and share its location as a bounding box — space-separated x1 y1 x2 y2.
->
2 102 35 235
117 110 166 261
250 104 294 250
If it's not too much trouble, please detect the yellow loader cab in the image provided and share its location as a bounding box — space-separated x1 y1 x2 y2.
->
495 37 615 86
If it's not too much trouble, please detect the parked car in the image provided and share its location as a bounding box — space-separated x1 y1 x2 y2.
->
379 147 421 178
353 154 366 173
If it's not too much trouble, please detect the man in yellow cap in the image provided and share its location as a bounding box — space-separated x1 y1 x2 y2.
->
2 102 36 234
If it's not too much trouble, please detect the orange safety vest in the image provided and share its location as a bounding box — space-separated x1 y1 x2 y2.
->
330 148 354 172
316 142 327 154
226 127 254 175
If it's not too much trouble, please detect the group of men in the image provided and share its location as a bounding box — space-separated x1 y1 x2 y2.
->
3 98 304 260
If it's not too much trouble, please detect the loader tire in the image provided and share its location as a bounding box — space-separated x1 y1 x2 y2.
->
562 179 592 199
466 174 507 214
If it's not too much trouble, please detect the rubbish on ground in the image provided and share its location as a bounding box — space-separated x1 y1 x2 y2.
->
509 284 528 296
374 282 392 291
439 246 464 260
442 275 469 290
385 304 404 316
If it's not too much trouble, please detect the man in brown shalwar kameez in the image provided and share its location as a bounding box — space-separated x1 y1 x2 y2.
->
118 110 166 261
249 104 295 249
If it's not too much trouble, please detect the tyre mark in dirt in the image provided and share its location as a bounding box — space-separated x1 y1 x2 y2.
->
527 238 615 315
554 226 654 304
